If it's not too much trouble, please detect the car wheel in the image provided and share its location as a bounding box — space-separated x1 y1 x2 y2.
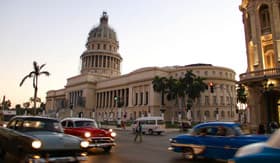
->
103 146 112 153
0 146 5 159
157 132 161 135
182 147 195 160
148 129 153 135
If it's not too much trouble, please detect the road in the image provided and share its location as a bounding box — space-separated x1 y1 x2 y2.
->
1 130 223 163
84 130 223 163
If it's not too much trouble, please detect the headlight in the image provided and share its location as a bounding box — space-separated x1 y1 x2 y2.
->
32 140 42 149
111 132 117 137
227 160 235 163
109 128 113 132
84 132 91 138
80 140 89 148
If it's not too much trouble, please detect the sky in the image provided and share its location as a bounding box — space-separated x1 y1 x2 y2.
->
0 0 247 107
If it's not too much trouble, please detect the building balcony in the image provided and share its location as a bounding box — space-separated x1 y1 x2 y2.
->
239 68 280 83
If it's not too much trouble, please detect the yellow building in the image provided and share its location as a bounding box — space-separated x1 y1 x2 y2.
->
46 12 237 123
239 0 280 129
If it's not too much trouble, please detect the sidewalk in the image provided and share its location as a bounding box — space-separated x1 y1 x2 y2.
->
102 125 181 133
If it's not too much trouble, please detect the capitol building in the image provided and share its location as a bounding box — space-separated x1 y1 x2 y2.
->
45 12 238 123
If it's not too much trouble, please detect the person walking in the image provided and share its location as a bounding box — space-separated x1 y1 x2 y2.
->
134 121 142 143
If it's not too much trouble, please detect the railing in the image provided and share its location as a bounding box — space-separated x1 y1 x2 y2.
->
239 68 280 82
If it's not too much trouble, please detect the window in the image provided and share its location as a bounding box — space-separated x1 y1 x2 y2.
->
140 92 143 105
205 96 210 106
135 93 138 106
259 5 271 34
213 96 217 105
220 96 224 105
145 91 149 105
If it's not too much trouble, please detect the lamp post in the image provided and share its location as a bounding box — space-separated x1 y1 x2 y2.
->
262 77 274 125
237 102 247 124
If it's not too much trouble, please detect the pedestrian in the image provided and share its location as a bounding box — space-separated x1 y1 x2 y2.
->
257 123 266 134
269 121 279 133
134 121 142 143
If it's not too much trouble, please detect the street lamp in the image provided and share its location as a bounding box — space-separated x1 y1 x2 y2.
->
262 77 274 125
237 102 247 124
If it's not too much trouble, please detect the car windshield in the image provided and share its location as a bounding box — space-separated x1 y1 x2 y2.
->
233 126 244 135
22 119 63 133
75 120 98 128
267 129 280 148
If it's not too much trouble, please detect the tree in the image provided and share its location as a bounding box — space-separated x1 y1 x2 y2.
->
166 77 186 123
152 76 167 112
19 61 50 115
184 71 207 121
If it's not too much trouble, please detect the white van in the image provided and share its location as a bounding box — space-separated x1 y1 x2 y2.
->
132 116 166 135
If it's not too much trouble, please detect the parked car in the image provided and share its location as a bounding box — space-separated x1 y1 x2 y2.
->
60 117 116 153
168 122 269 161
228 128 280 163
132 116 166 135
0 116 89 162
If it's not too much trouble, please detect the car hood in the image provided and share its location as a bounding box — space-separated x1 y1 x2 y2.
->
74 127 110 137
26 131 82 150
235 142 266 157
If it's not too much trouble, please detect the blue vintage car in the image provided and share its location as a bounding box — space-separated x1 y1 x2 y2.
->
168 122 269 161
228 128 280 163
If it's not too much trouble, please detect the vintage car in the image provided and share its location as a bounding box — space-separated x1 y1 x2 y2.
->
168 122 269 161
228 128 280 163
0 116 89 162
60 117 117 153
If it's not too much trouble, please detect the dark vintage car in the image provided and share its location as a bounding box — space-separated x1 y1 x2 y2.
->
168 122 269 161
228 128 280 163
60 117 117 153
0 116 89 163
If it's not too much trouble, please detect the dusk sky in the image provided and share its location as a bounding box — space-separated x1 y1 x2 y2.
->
0 0 246 107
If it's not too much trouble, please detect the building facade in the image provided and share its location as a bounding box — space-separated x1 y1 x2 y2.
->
239 0 280 129
46 12 237 123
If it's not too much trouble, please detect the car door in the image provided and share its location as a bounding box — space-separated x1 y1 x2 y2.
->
197 126 234 160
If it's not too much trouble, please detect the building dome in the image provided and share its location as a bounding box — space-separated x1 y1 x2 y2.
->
87 12 118 42
80 12 122 79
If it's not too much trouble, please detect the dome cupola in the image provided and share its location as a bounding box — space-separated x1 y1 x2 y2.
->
80 12 122 79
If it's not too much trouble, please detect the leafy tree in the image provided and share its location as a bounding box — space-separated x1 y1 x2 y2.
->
152 76 167 111
19 61 50 115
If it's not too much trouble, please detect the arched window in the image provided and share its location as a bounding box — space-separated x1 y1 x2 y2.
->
259 4 271 34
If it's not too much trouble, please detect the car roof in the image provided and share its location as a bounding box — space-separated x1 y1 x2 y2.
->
11 116 59 122
61 117 96 122
194 121 240 129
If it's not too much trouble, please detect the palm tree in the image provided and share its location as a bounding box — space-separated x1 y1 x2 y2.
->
184 71 207 121
152 76 167 114
19 61 50 115
166 76 186 125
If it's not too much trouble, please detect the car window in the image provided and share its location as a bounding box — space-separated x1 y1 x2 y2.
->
147 120 155 125
67 121 74 127
75 120 98 128
61 121 67 127
22 119 63 133
157 120 165 125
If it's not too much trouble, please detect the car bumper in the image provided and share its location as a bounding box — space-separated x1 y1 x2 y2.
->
27 155 87 163
88 142 116 148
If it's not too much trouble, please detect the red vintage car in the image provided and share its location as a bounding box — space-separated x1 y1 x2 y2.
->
60 117 116 153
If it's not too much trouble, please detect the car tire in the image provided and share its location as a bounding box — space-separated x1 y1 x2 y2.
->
103 146 112 153
148 129 153 135
182 147 195 160
157 132 161 135
0 146 5 159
